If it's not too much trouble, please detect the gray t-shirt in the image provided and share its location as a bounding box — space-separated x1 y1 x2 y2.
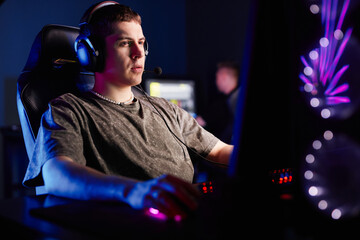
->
23 92 219 187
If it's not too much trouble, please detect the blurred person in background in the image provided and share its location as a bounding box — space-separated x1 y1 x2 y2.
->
197 62 240 144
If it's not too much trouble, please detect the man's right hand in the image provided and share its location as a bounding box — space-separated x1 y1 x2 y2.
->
125 174 200 219
43 157 200 219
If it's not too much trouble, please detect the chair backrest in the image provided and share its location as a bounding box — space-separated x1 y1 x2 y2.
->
17 24 94 160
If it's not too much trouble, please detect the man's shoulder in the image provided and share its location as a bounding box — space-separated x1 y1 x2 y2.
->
46 92 94 116
52 92 80 101
137 94 165 102
137 95 176 111
50 92 88 106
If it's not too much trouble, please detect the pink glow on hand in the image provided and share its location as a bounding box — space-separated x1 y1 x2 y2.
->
149 207 159 215
145 208 184 222
146 208 168 221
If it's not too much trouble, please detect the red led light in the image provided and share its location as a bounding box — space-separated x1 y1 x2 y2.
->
270 168 293 185
280 193 293 200
200 181 214 194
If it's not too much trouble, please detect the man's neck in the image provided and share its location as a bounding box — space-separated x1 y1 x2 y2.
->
92 80 133 103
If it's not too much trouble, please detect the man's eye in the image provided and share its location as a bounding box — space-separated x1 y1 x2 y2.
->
119 41 132 47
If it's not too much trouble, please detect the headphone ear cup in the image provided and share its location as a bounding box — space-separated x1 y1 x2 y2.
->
75 35 105 72
75 39 95 71
76 2 120 72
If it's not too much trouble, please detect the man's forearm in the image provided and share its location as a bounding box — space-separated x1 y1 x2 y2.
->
42 156 200 218
217 144 233 165
207 141 234 165
42 156 136 202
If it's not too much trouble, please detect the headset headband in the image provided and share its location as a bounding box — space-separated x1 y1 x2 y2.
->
75 1 148 72
80 1 120 26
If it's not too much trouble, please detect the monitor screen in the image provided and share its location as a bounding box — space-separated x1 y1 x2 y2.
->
145 79 196 117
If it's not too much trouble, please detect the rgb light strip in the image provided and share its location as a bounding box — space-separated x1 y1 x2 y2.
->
300 0 352 106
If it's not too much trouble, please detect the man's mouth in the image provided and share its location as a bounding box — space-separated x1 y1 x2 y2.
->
131 65 143 73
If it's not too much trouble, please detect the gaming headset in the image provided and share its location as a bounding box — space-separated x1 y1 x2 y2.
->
74 1 149 72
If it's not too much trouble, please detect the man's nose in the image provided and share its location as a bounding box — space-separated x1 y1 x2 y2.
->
131 43 144 59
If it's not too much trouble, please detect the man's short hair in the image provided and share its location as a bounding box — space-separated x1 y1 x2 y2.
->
83 3 142 38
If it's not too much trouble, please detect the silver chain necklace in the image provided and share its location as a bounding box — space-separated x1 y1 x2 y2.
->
90 90 135 105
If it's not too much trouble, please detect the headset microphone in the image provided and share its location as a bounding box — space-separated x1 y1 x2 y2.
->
144 67 162 76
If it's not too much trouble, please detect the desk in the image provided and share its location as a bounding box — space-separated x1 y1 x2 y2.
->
0 196 88 239
1 186 359 239
0 195 220 239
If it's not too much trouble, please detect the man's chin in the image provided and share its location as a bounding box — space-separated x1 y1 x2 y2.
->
129 77 142 86
107 74 143 87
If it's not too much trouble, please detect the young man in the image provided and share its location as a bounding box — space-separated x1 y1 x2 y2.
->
23 2 233 218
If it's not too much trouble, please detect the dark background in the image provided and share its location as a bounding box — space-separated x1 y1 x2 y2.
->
1 0 360 200
0 0 251 198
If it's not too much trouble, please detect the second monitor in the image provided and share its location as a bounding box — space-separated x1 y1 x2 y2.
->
145 79 197 118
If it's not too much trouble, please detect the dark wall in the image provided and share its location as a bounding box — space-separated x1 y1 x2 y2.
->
0 0 187 198
0 0 252 198
0 0 187 127
0 0 251 124
186 0 251 112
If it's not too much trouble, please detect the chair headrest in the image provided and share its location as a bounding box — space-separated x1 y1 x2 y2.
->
21 24 80 73
18 24 94 138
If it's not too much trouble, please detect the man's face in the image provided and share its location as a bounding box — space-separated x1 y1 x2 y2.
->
102 20 146 87
216 67 237 94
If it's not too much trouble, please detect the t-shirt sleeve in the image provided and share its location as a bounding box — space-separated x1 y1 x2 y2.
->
23 98 86 188
172 103 219 157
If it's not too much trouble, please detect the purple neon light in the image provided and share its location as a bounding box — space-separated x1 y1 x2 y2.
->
327 96 350 105
336 0 350 30
325 65 349 94
300 73 312 85
300 0 352 107
328 83 349 96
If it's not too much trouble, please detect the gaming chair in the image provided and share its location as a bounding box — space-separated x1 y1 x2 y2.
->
17 24 144 194
17 24 94 166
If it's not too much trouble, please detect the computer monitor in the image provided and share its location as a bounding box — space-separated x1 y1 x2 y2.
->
145 79 197 117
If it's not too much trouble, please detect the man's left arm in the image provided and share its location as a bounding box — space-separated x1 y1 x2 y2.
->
170 100 233 165
207 141 234 165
